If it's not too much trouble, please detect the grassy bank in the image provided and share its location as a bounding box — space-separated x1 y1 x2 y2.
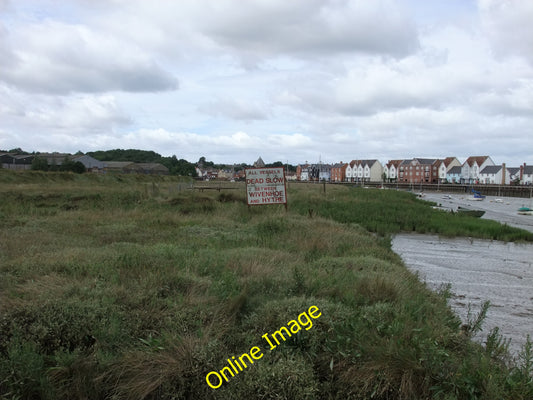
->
1 171 532 399
290 183 533 241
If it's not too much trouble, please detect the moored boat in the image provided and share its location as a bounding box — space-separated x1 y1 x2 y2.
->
517 207 533 216
457 207 485 217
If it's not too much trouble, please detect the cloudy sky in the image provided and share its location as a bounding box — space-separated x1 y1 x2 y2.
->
1 0 532 165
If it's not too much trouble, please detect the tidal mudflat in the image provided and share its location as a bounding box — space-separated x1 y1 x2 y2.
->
423 192 533 233
392 233 533 355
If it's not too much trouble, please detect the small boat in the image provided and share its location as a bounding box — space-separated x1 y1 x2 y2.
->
469 189 485 201
517 207 533 216
468 195 484 201
456 207 485 217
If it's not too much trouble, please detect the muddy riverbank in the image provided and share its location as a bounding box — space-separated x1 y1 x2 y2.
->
421 192 533 233
392 233 533 356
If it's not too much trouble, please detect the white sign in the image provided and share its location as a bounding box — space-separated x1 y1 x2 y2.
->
245 167 287 205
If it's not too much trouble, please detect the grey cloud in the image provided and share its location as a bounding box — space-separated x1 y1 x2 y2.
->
0 21 178 94
479 0 533 65
198 0 419 59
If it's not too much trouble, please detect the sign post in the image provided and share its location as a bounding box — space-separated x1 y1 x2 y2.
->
245 167 287 210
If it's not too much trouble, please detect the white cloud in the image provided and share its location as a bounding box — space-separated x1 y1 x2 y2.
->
198 0 419 59
0 85 130 137
0 20 177 94
199 98 268 121
479 0 533 65
1 0 532 166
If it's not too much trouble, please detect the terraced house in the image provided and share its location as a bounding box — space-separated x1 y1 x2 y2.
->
479 164 510 185
330 162 347 182
383 160 402 182
346 160 383 183
520 164 533 185
398 158 439 183
436 157 461 183
461 156 495 184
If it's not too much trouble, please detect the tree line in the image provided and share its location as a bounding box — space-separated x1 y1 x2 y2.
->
3 148 297 176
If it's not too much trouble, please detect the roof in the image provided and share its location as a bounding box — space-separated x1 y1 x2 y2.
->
465 156 489 167
507 167 520 175
136 163 169 171
386 160 403 168
443 157 458 167
254 157 265 168
523 165 533 174
448 166 462 174
71 154 106 168
0 153 34 164
415 158 437 165
362 159 378 167
480 165 502 174
105 161 134 169
38 152 71 165
350 159 379 168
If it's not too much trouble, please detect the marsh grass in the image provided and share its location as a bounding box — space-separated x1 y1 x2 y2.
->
290 184 533 241
1 171 532 399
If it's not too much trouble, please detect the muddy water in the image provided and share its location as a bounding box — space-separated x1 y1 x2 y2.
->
392 234 533 355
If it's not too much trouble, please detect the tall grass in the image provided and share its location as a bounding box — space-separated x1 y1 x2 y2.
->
1 171 532 399
289 184 533 241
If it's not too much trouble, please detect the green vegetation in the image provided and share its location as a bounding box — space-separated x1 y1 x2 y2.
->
31 157 86 174
1 171 532 399
87 149 197 177
291 184 533 242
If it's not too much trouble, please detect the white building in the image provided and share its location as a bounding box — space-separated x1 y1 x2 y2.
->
521 164 533 185
479 165 510 185
384 160 402 182
349 159 383 182
436 157 461 183
461 156 495 184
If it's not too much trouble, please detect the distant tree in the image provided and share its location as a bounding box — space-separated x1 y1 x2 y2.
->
160 155 197 177
59 158 86 173
88 149 162 163
31 157 49 171
9 148 28 155
266 161 284 168
265 161 296 172
71 161 86 174
198 156 214 168
174 158 197 177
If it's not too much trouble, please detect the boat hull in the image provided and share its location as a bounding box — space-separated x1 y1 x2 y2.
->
457 207 485 217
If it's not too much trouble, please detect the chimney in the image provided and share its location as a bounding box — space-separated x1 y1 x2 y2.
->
501 163 506 185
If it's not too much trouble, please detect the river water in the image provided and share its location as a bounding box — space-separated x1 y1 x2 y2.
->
392 193 533 355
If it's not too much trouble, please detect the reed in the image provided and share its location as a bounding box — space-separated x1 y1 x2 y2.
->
1 171 531 399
